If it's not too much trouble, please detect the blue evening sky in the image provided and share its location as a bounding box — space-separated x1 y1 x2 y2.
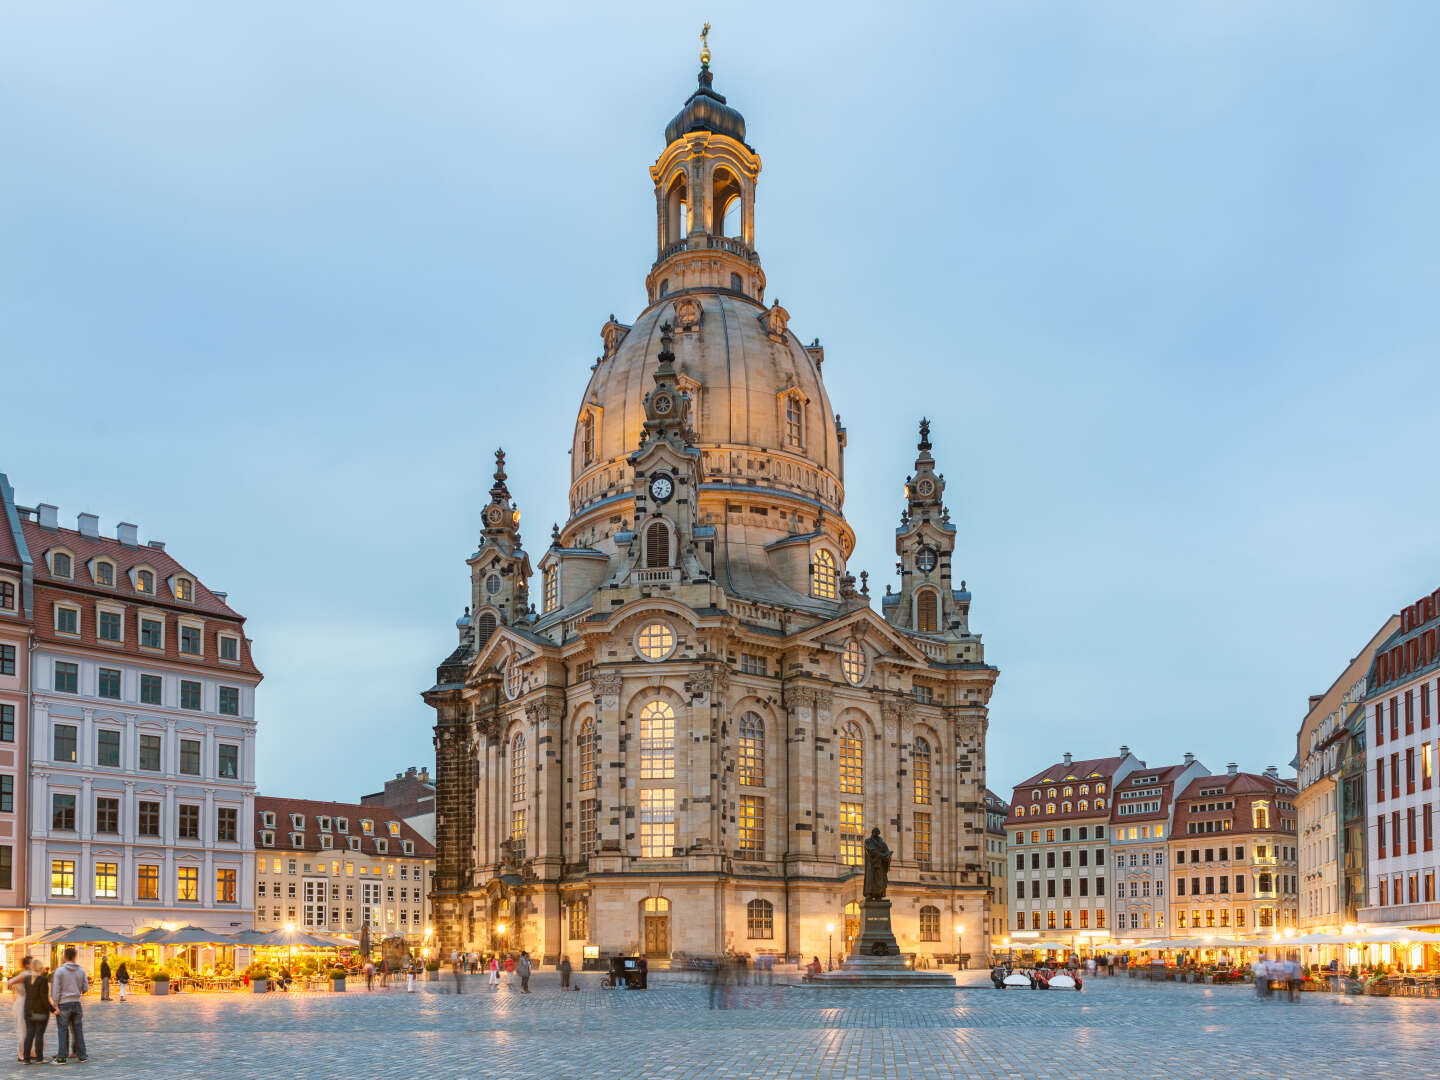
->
3 3 1437 800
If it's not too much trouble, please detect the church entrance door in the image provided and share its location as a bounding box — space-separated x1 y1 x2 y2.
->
644 916 669 957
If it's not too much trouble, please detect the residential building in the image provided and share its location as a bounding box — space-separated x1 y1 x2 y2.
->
423 49 998 968
360 765 435 843
1168 766 1299 942
1005 749 1141 957
983 789 1008 954
1296 617 1397 932
1361 588 1440 929
253 797 435 945
1109 754 1209 944
20 501 261 933
0 474 33 945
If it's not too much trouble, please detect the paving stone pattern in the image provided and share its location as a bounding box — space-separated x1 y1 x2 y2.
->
3 973 1433 1079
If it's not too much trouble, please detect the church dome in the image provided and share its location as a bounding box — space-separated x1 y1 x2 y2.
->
569 291 843 529
664 67 747 146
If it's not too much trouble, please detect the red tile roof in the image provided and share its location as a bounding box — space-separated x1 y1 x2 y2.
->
1108 762 1191 824
255 796 436 859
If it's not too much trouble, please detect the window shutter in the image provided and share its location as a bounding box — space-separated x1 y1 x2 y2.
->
646 521 669 568
918 589 938 632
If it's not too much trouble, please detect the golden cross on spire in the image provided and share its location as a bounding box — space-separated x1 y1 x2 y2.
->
700 22 711 67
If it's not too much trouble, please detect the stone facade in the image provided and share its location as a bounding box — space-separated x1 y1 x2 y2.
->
424 55 998 967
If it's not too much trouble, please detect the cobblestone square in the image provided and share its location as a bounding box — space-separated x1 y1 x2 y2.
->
1 972 1434 1080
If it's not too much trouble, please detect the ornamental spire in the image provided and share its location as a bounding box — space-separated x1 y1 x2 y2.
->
700 22 711 68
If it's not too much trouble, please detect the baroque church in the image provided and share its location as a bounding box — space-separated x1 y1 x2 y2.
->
424 44 999 967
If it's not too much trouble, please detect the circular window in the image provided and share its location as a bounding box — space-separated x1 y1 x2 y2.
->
636 621 677 662
486 574 502 596
504 656 523 700
916 547 937 573
841 639 866 685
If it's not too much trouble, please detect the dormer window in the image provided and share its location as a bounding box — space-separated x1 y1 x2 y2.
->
290 831 304 847
388 822 401 837
375 839 389 854
51 552 72 578
318 816 331 832
259 830 274 847
260 811 276 828
361 819 374 836
402 840 414 855
337 818 349 833
290 813 305 830
174 577 194 602
320 834 333 849
0 580 14 611
93 559 115 587
348 836 361 851
136 569 155 594
811 549 838 600
218 634 239 662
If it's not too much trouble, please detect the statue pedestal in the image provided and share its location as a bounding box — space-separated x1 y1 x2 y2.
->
804 900 956 988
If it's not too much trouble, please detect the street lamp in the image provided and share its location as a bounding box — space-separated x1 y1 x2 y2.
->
825 923 835 971
955 922 964 971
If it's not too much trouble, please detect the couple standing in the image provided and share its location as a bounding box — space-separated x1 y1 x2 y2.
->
7 947 90 1064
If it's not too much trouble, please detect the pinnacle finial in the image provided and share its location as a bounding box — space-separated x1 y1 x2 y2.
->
493 448 507 481
918 417 932 451
700 22 711 68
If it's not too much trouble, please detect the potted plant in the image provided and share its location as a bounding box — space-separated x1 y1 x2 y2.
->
426 960 440 982
246 963 270 994
151 968 171 996
328 967 346 992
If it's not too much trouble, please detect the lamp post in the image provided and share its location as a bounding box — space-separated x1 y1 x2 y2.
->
955 922 964 971
825 923 835 971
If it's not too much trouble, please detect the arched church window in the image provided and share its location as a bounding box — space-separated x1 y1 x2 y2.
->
746 898 773 939
840 721 864 796
639 700 676 779
840 638 866 685
666 173 688 244
913 737 932 805
636 621 676 661
542 565 559 615
730 272 743 292
581 414 595 465
917 588 939 633
475 610 496 646
785 396 804 448
578 719 597 792
812 549 837 600
645 520 670 568
511 733 526 804
919 905 941 942
712 168 742 236
738 712 764 787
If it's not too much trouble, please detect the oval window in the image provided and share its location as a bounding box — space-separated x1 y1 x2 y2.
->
505 656 523 700
486 574 502 596
636 621 677 662
841 640 866 686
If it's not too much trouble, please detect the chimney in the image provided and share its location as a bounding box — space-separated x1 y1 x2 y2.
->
419 768 430 784
1227 763 1238 776
37 503 58 529
1119 745 1130 758
147 540 165 552
1062 752 1072 767
1264 765 1279 778
1183 752 1195 766
1308 694 1324 711
77 512 99 538
116 522 138 547
213 592 227 603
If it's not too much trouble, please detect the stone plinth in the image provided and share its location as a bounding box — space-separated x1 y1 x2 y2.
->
804 901 956 988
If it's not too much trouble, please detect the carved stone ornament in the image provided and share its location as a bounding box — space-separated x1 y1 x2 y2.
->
762 300 790 343
601 315 630 359
674 296 703 332
523 702 550 725
683 666 728 697
784 685 833 712
592 672 623 699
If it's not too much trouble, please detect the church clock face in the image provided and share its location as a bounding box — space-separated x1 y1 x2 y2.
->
485 506 503 526
915 477 935 498
916 547 937 573
649 473 674 503
653 392 674 415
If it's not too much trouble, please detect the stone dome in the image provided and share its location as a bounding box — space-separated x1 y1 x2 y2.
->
568 291 844 529
664 67 747 147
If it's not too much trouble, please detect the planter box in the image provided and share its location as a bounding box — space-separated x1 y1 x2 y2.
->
152 981 169 996
332 978 345 992
252 978 267 994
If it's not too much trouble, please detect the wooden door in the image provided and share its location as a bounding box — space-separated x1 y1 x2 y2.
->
644 915 669 957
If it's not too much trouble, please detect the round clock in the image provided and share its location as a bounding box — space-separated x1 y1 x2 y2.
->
915 478 935 497
653 393 673 415
649 474 674 503
916 547 937 573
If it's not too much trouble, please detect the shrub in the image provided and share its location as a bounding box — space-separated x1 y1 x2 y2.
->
245 963 270 980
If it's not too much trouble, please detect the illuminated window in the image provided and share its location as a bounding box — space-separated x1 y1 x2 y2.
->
738 712 765 786
50 859 75 897
840 802 864 866
1046 803 1055 814
136 864 159 900
917 589 938 632
136 569 154 594
177 866 199 902
511 734 526 803
1031 912 1040 929
640 701 676 779
568 898 588 940
1047 910 1056 930
510 809 527 859
1078 799 1088 812
1096 909 1106 929
1063 910 1072 929
840 722 864 795
1096 783 1106 795
175 577 194 601
93 862 118 900
579 799 598 858
1095 799 1105 810
919 905 940 941
216 868 237 904
914 812 932 866
1079 909 1089 928
637 621 676 661
543 565 559 614
639 788 676 857
578 719 598 791
812 550 837 599
840 639 865 685
747 898 774 939
739 795 765 858
913 737 932 804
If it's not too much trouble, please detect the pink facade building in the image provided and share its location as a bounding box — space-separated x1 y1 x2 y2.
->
0 473 33 944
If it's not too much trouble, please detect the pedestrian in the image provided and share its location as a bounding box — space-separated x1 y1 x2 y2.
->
1286 953 1300 1003
51 947 89 1064
517 951 532 994
637 954 647 991
406 958 416 994
364 960 375 991
6 956 31 1062
99 956 111 1002
22 958 54 1065
452 955 464 995
559 956 572 990
488 955 500 991
115 962 129 1002
1253 954 1269 999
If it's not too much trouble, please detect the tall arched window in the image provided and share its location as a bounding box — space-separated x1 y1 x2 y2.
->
665 174 688 244
568 898 588 940
645 520 670 568
511 734 526 803
916 588 939 632
542 565 559 614
577 719 597 791
639 700 676 779
785 395 804 447
581 413 595 465
919 905 941 941
712 168 743 236
812 550 837 600
738 712 764 787
840 722 863 796
746 898 773 939
913 737 932 804
475 610 497 646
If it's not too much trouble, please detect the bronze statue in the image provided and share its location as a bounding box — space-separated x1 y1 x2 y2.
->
862 827 891 900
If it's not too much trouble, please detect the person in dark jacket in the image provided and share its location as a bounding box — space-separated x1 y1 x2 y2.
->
559 956 572 990
115 963 130 1003
22 960 56 1065
99 957 112 1002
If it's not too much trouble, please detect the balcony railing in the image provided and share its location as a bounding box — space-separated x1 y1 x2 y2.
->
653 234 759 268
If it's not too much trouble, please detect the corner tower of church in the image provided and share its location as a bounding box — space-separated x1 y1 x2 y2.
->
425 39 999 969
